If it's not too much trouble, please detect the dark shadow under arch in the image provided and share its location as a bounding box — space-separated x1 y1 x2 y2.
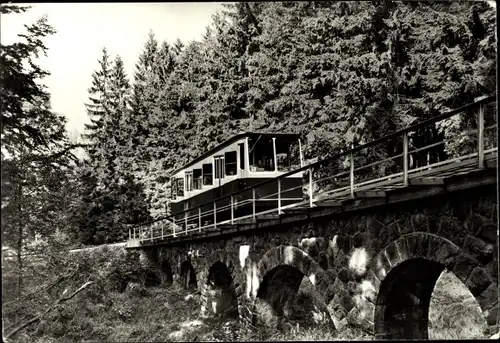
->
180 260 197 290
206 261 239 318
257 265 304 318
160 260 173 286
375 258 444 339
253 246 334 331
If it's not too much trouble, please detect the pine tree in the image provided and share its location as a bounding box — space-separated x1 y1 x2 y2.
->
173 38 185 56
0 5 79 301
109 54 131 175
132 30 158 120
83 47 112 146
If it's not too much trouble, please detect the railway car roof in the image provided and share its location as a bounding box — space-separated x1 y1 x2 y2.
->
170 132 300 176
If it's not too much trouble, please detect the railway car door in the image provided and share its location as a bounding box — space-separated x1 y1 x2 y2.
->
214 155 225 190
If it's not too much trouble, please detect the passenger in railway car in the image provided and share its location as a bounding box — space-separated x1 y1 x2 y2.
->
257 159 264 170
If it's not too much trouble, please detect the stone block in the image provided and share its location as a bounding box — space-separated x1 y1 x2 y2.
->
340 293 355 312
346 281 358 296
365 270 381 294
410 213 427 230
453 253 479 281
338 267 351 283
486 305 499 326
372 254 391 281
336 317 349 331
334 305 348 320
476 283 498 311
235 284 244 297
464 235 494 264
300 254 313 276
485 260 498 280
476 223 497 244
384 241 403 267
331 275 345 292
415 233 432 258
307 243 319 258
330 294 341 309
403 234 417 258
315 236 327 251
318 251 329 269
366 216 384 231
466 267 492 296
432 240 459 267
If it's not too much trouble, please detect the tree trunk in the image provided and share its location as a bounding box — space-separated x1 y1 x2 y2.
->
16 183 23 298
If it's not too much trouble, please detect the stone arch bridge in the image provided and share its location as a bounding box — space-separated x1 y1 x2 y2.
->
127 96 498 339
134 172 497 340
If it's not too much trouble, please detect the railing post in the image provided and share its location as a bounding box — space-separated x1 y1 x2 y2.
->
184 211 188 234
349 147 354 198
308 167 313 207
231 195 234 224
198 207 202 231
403 131 409 186
252 188 256 220
277 178 281 214
213 202 217 228
151 225 153 240
161 224 164 239
173 219 176 237
128 227 131 241
478 102 485 168
272 137 278 172
133 227 136 240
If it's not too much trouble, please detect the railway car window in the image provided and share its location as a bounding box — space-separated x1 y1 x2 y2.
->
248 136 275 172
177 178 184 197
193 169 202 189
214 156 225 179
203 164 213 185
225 151 237 176
239 143 245 170
185 172 193 192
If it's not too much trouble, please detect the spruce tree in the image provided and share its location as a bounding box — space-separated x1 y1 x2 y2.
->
83 47 112 146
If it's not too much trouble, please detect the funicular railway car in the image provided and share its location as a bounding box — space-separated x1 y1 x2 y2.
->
170 132 304 230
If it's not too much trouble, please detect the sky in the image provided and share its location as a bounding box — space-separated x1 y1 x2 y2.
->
1 2 226 140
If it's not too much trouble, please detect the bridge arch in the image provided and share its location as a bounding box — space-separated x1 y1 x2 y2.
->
252 245 334 329
159 259 173 286
369 232 495 339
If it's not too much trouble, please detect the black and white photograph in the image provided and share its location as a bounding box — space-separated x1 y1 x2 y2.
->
1 1 498 341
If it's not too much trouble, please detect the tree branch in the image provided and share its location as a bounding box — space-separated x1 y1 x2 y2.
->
4 281 96 340
3 267 79 307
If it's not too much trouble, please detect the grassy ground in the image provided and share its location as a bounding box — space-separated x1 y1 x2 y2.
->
428 269 490 340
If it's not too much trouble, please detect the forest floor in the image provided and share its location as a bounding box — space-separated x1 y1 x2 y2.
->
4 268 490 342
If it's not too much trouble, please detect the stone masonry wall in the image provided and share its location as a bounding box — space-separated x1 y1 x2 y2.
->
141 185 497 337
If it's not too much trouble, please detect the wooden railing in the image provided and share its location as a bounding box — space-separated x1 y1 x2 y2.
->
128 95 497 244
